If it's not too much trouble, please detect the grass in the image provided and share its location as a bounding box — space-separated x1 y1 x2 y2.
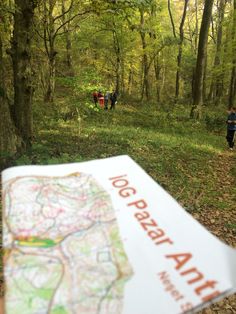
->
10 99 235 216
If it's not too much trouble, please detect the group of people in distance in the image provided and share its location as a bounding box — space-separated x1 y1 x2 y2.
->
90 92 236 151
92 90 118 110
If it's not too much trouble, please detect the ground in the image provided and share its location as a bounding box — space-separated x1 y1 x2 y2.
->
0 101 235 313
196 151 236 314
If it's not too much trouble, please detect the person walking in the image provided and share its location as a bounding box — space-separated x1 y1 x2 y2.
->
97 90 104 108
92 91 98 107
104 91 110 110
110 90 117 110
226 107 236 150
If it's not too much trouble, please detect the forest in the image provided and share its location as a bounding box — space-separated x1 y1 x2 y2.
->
0 0 236 312
0 0 236 154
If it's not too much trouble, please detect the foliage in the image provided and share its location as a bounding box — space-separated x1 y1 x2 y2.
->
205 113 227 134
2 0 235 110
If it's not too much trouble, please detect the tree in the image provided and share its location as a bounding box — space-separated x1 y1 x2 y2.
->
228 0 236 107
36 0 91 102
208 0 226 105
61 0 74 74
9 0 37 148
191 0 214 118
139 6 150 100
167 0 177 38
175 0 189 102
0 23 20 164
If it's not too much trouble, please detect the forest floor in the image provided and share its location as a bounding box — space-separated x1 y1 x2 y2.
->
194 150 236 314
1 98 236 313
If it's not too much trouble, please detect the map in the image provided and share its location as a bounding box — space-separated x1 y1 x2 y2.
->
3 173 133 314
2 156 236 314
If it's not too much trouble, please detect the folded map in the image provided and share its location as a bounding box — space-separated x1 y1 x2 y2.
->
2 155 236 314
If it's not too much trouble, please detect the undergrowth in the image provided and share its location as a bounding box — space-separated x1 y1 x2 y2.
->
8 94 235 215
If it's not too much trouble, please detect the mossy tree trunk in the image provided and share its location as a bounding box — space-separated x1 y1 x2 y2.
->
0 33 20 164
10 0 37 148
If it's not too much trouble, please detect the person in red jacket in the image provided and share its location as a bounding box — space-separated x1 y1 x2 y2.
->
97 91 104 108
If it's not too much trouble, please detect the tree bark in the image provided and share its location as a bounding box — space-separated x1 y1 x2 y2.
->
10 0 36 147
191 0 214 119
0 32 20 164
228 0 236 107
175 0 189 102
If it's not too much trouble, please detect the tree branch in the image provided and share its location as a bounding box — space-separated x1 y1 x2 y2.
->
53 0 74 23
168 0 177 38
53 9 93 39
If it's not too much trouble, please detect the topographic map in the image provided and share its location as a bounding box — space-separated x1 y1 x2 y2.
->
3 173 133 314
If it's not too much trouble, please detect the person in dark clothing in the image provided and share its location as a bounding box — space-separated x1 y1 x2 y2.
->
110 91 117 110
226 107 236 150
93 91 98 107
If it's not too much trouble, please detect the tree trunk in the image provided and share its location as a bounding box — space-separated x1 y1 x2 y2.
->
214 0 225 105
112 25 122 95
142 48 150 100
208 0 226 105
175 0 189 102
121 58 125 95
127 67 133 95
194 0 199 53
65 35 73 69
62 0 74 75
115 53 121 95
140 8 150 101
191 0 199 100
202 51 208 103
43 0 56 103
44 52 56 103
154 54 161 103
229 0 236 107
11 0 36 147
0 33 20 164
191 0 214 119
168 0 177 38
